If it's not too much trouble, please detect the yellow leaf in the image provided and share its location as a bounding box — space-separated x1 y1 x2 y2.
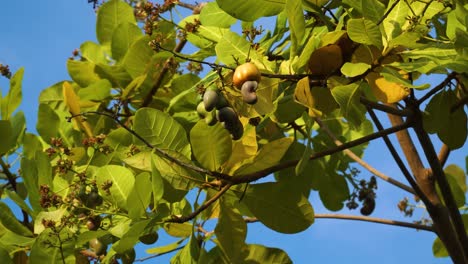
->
366 71 410 103
62 82 81 116
62 82 94 137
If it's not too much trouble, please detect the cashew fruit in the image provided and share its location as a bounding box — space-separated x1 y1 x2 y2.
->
203 89 219 111
233 62 261 88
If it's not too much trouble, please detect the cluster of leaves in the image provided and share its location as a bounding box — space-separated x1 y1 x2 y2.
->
0 0 467 263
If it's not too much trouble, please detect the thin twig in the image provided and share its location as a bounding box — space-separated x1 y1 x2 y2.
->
417 72 456 105
315 118 415 195
377 0 401 25
244 214 434 232
141 39 188 107
360 97 410 116
367 108 429 205
154 44 323 81
166 183 232 223
0 158 30 227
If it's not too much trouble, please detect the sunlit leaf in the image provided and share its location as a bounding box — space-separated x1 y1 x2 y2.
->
1 67 23 120
96 0 136 46
96 165 135 211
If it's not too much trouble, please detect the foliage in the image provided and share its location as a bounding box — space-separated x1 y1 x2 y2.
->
0 0 467 263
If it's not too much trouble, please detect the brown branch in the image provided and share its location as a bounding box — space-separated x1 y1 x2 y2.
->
377 0 401 25
314 118 415 195
232 119 412 184
82 110 411 186
360 97 410 116
411 108 468 257
417 72 456 105
387 102 468 263
166 184 232 223
437 144 450 168
0 158 30 227
141 39 188 108
153 43 323 82
244 214 434 232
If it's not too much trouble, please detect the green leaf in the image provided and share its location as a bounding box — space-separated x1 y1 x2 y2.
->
190 121 232 171
36 104 60 142
215 31 258 65
0 120 13 154
241 182 314 233
423 89 467 149
111 22 143 61
0 247 13 264
331 81 367 128
171 233 200 264
29 228 75 264
146 238 185 255
245 244 293 264
318 170 350 211
347 18 382 48
235 138 293 175
10 111 25 147
216 0 285 21
341 62 371 77
20 156 41 212
215 200 248 262
112 219 151 253
0 202 32 237
285 0 305 56
343 0 385 23
96 0 136 46
5 190 35 218
66 60 100 87
122 36 157 78
1 67 23 120
96 165 135 211
134 108 191 158
34 209 67 235
151 159 164 206
80 41 106 64
151 152 204 191
200 2 236 28
127 172 152 221
78 79 112 101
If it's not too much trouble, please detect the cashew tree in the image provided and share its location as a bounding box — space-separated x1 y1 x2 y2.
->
0 0 467 263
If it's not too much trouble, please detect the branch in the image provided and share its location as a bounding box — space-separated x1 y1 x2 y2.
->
360 97 410 116
245 214 434 232
141 39 187 108
411 109 468 255
367 108 428 204
376 0 401 25
0 158 30 227
417 72 456 105
387 102 468 263
314 118 415 195
232 119 412 184
154 43 323 81
166 183 232 223
437 144 450 168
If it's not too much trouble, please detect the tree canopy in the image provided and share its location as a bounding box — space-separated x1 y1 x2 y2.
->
0 0 467 263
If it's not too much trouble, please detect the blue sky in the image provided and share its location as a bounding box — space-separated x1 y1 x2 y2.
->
0 1 461 263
